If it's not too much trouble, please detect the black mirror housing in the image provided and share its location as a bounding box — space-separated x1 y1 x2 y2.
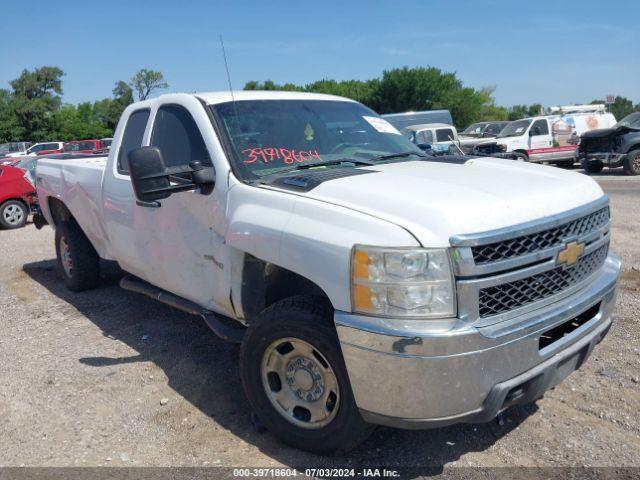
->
128 147 216 205
129 147 172 202
416 143 432 151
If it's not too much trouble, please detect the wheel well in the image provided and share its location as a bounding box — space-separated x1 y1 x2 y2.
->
47 197 74 226
514 149 528 157
0 198 28 209
240 254 331 322
626 145 640 154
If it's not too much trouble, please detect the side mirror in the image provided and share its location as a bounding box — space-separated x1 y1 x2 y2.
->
128 146 215 206
416 143 432 151
129 146 172 203
529 127 541 137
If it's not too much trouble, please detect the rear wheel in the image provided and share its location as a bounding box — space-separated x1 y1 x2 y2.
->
623 150 640 175
55 221 100 291
582 159 604 174
0 200 28 229
240 296 374 453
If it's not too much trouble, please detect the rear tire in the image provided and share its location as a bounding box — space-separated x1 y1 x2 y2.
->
623 150 640 175
240 296 374 453
582 159 604 174
55 221 100 291
0 200 28 229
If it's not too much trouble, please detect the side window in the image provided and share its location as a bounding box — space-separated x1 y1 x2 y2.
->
417 130 433 144
117 109 150 174
485 124 502 135
150 104 210 169
31 144 44 153
531 119 549 136
436 128 455 142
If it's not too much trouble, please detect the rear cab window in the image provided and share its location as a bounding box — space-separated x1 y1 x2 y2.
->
118 109 151 174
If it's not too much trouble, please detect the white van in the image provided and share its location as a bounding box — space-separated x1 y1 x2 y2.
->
493 105 616 165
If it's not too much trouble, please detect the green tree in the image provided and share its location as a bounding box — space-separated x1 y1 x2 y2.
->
508 104 542 120
8 66 65 140
130 69 168 100
0 89 24 142
243 66 500 129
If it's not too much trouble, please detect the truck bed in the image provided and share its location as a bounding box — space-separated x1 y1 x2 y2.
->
37 155 113 259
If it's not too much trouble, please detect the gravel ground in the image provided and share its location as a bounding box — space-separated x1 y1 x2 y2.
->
0 169 639 473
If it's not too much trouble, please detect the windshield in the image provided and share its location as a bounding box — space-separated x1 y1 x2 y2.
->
497 119 532 138
615 112 640 130
461 122 486 136
210 100 423 180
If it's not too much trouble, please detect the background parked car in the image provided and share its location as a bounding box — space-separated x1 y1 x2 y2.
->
63 139 102 154
0 163 37 229
5 141 64 158
578 111 640 175
458 121 509 154
476 105 616 166
100 138 113 150
403 123 460 153
0 142 32 157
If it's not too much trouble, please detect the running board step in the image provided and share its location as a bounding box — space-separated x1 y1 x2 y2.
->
120 275 245 344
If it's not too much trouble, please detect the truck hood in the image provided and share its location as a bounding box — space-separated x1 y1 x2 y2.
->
581 125 635 140
277 158 604 246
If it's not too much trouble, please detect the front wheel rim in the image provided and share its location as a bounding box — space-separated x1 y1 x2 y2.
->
59 236 73 278
633 153 640 171
3 204 25 225
260 337 340 429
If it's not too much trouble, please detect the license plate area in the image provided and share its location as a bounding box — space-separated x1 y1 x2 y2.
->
538 302 601 350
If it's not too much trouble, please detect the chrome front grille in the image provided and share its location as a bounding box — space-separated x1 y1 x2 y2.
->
472 207 610 264
478 243 609 317
451 197 612 326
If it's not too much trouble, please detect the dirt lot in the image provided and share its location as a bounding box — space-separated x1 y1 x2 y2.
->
0 169 639 473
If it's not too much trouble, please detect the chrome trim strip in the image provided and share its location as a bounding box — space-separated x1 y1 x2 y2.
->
457 241 610 326
452 224 610 277
449 196 609 247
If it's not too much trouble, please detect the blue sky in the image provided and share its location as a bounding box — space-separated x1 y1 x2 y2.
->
2 0 638 108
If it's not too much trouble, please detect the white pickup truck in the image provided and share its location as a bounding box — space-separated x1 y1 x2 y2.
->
36 91 620 453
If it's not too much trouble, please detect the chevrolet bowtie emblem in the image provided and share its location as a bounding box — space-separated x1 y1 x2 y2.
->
557 241 585 267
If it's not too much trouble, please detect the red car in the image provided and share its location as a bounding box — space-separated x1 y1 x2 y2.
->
63 139 102 154
0 164 37 229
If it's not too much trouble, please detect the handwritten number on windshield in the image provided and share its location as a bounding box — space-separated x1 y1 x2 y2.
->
242 147 322 165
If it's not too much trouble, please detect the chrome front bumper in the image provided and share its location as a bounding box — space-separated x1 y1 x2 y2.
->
335 253 621 429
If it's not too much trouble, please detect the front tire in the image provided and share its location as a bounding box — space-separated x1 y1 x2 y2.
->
240 296 373 453
0 200 28 229
513 151 529 162
55 221 100 291
623 150 640 175
582 159 604 174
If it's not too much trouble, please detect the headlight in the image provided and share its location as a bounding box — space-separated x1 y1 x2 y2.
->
351 246 456 318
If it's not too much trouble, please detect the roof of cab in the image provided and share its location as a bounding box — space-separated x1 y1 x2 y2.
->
405 123 454 131
190 90 357 105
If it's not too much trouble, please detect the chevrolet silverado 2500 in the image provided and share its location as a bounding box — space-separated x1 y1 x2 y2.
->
35 91 621 453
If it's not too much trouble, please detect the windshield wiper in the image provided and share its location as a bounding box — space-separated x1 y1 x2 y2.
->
370 151 428 162
291 158 375 170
